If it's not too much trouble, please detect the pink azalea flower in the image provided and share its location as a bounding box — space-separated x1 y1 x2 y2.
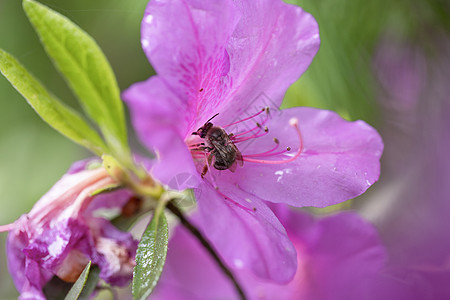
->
123 0 383 282
2 160 138 300
363 34 450 299
150 206 403 300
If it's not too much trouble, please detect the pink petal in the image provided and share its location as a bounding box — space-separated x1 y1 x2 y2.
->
153 207 393 300
123 77 201 189
136 0 319 131
194 182 297 283
66 157 101 174
125 0 321 193
218 0 320 122
6 218 51 300
152 224 236 300
88 219 137 286
219 107 383 207
264 209 388 300
141 0 240 127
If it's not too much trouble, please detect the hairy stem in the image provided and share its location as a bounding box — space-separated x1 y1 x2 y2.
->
166 200 248 300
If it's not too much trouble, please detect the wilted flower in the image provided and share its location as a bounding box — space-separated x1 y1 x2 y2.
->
151 206 396 300
2 160 138 300
124 0 383 282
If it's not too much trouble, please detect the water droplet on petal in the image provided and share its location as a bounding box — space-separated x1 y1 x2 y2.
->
144 15 154 24
234 258 244 269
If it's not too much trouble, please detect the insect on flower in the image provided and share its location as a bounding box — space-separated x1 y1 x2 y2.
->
189 107 303 181
191 113 244 177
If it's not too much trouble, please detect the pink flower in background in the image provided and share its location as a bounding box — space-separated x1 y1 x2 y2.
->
151 206 404 300
124 0 383 282
3 160 138 300
361 34 450 299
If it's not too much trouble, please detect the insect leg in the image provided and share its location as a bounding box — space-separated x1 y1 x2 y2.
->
207 153 214 166
190 146 213 152
201 164 209 178
201 152 213 178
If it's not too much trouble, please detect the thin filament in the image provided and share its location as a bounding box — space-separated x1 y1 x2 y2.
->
242 118 303 165
233 129 269 143
216 189 253 212
222 108 266 128
231 111 270 138
244 142 280 157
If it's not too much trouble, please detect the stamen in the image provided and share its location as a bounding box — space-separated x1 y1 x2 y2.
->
222 107 267 128
0 223 14 232
259 148 291 157
190 147 209 152
199 153 253 212
231 124 260 138
191 151 207 156
216 189 254 212
197 150 254 212
244 138 280 157
230 110 271 139
242 118 303 165
233 128 269 143
188 142 205 150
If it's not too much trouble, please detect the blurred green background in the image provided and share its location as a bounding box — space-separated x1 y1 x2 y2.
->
0 0 447 298
0 0 153 297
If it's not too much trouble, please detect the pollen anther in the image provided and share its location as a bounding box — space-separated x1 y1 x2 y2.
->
241 119 303 165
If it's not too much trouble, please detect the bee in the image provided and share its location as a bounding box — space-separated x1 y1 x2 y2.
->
192 113 243 177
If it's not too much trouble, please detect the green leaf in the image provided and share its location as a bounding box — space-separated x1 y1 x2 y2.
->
0 49 107 155
64 262 91 300
42 265 100 300
43 276 73 300
133 206 169 300
23 0 128 156
78 265 100 300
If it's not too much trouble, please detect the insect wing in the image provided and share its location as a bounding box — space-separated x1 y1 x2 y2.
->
209 139 230 163
233 142 244 167
227 143 242 172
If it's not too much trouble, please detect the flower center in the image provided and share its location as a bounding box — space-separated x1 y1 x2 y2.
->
188 107 303 169
186 107 303 212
